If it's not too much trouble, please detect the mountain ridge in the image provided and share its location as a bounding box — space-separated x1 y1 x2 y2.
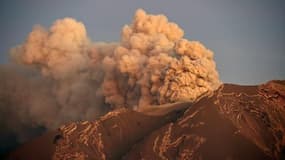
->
6 80 285 160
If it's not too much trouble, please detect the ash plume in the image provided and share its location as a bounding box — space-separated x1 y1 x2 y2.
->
0 9 220 136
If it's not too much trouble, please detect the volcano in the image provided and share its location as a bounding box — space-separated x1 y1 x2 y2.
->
5 80 285 160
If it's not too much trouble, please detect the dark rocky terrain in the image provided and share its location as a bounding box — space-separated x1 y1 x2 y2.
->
5 80 285 160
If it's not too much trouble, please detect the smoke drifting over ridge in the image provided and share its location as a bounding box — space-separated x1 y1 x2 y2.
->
0 9 220 133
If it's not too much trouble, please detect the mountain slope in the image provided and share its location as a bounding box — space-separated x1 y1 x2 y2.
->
6 80 285 160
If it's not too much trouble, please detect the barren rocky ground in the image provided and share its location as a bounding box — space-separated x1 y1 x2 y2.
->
6 80 285 160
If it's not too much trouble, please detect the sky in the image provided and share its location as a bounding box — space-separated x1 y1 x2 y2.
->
0 0 284 84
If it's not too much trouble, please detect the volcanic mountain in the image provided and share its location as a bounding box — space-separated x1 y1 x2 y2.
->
5 80 285 160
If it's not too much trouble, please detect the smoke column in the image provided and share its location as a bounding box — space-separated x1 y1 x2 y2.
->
0 9 220 140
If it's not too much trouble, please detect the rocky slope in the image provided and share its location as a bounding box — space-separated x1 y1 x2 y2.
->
6 80 285 160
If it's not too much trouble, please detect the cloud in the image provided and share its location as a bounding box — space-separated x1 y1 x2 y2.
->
0 9 220 136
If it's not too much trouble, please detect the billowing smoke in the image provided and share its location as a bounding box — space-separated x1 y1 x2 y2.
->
0 9 220 136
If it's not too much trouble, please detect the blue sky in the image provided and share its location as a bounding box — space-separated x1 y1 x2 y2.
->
0 0 284 84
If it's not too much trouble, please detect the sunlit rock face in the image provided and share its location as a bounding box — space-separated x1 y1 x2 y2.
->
124 80 285 160
42 80 285 160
